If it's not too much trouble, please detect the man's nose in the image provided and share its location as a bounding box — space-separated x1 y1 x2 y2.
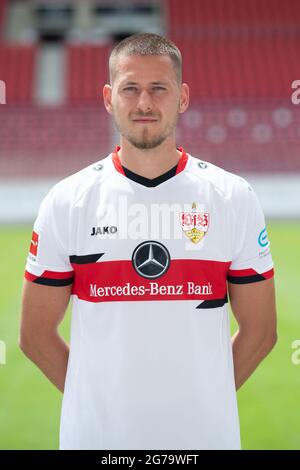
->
136 90 152 113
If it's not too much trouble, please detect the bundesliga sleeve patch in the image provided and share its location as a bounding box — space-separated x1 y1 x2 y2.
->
29 231 39 257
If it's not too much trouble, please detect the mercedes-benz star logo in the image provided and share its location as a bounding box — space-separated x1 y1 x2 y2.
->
132 241 170 279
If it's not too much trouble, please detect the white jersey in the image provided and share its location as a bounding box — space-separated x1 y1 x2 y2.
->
25 147 274 450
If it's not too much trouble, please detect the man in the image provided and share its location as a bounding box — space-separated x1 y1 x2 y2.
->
20 33 277 450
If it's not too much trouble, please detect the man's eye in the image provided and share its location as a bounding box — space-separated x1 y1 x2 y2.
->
123 87 137 91
153 86 166 90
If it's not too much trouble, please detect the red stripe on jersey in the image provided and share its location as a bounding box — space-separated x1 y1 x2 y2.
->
175 147 189 174
228 267 274 279
42 270 74 279
112 146 189 176
71 259 231 303
228 268 259 277
25 269 74 283
112 146 126 175
261 268 274 279
25 271 38 282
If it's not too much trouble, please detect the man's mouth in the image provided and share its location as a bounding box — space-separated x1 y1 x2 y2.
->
132 118 158 123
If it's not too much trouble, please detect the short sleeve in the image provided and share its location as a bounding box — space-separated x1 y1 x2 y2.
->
25 186 74 287
227 180 274 284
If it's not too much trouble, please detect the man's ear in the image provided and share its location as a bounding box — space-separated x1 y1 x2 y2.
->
103 84 113 114
179 83 189 114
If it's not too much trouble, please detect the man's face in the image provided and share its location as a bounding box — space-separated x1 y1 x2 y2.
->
104 54 189 150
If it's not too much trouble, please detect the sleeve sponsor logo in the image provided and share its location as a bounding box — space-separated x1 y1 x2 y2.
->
29 231 39 257
258 227 270 247
258 227 271 258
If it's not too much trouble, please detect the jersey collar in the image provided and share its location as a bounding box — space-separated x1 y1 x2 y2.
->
111 146 189 183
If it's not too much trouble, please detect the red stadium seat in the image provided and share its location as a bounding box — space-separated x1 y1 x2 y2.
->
0 44 36 104
0 105 111 178
168 0 300 100
66 44 112 104
0 0 7 33
178 102 300 172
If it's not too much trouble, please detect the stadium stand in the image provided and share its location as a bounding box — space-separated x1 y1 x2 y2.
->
167 0 300 36
166 0 300 173
0 0 300 181
67 43 111 104
179 103 300 172
0 104 111 177
0 0 6 32
177 36 300 101
0 44 36 103
0 16 112 178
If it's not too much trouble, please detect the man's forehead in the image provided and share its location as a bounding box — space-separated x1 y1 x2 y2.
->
114 54 177 83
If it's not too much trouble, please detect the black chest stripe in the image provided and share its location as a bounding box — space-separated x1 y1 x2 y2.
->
69 254 104 264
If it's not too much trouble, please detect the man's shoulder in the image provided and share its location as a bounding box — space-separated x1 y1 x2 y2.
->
187 153 253 199
45 153 114 207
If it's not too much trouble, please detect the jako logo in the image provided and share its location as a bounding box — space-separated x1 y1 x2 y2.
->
0 80 6 104
0 340 6 365
91 226 118 236
258 227 269 247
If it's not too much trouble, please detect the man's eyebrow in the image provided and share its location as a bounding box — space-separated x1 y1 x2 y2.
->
151 81 168 86
121 81 138 86
120 81 168 86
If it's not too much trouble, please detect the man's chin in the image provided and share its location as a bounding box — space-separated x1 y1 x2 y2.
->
128 137 166 150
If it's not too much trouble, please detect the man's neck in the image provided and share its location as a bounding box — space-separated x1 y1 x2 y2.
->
117 139 182 179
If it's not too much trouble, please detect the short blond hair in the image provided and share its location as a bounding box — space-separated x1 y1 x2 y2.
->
109 32 182 84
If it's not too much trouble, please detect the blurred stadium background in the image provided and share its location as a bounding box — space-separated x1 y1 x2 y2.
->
0 0 300 450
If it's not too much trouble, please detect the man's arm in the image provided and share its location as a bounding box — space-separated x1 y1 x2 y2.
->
19 279 72 392
229 277 277 390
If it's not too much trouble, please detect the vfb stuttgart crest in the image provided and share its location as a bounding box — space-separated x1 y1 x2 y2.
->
180 202 209 244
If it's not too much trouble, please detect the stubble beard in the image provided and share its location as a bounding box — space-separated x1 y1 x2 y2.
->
112 109 180 150
127 127 167 150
